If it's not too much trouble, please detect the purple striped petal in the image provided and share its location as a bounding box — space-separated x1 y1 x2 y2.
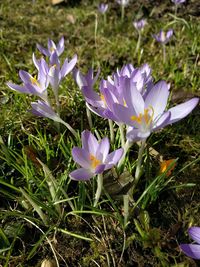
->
153 111 171 131
124 81 144 114
72 147 91 169
95 164 106 174
61 54 77 78
180 244 200 259
105 148 124 165
188 227 200 244
167 98 199 124
69 168 94 181
96 137 110 162
145 81 169 119
81 130 99 155
112 103 135 126
7 82 30 94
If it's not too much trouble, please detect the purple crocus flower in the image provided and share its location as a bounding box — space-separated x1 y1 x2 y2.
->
69 130 124 180
48 52 77 95
172 0 186 4
30 100 61 122
180 227 200 259
153 29 173 45
79 64 153 122
7 66 49 101
111 80 199 141
98 3 108 14
133 19 147 31
37 36 65 57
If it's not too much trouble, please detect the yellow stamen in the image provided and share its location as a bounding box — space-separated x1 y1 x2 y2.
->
30 76 40 87
100 94 105 102
160 159 176 177
131 106 154 126
50 46 55 52
89 154 101 169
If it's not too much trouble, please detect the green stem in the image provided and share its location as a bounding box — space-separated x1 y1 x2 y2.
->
135 140 146 183
86 106 93 129
119 123 125 147
123 194 129 227
94 13 98 47
121 5 125 23
60 119 78 139
94 173 103 207
162 44 166 64
135 31 141 55
108 119 114 144
118 140 133 168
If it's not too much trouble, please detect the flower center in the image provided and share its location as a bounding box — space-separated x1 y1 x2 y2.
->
130 106 154 126
30 76 40 87
89 154 101 169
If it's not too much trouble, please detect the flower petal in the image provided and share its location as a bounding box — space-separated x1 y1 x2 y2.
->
69 168 94 181
95 164 106 174
105 148 124 165
126 127 147 142
81 130 99 155
145 81 170 119
96 137 110 162
180 244 200 259
153 111 171 131
72 147 91 169
7 82 30 94
167 98 199 124
188 227 200 244
112 103 134 126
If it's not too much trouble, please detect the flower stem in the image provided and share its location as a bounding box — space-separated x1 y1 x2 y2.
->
94 173 103 207
123 194 129 227
135 32 141 55
86 106 93 129
121 5 125 23
60 119 78 139
135 140 146 183
119 123 125 147
162 44 166 64
108 119 114 144
118 139 133 168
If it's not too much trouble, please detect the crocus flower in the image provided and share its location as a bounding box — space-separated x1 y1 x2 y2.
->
37 36 65 57
98 3 108 14
30 100 61 122
111 80 199 141
79 64 153 122
30 100 78 137
116 0 129 6
69 130 124 180
48 52 77 96
180 227 200 259
133 19 147 32
172 0 186 4
153 29 173 45
7 67 49 101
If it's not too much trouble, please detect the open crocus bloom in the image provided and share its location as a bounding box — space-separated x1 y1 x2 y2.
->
112 80 199 142
7 68 49 101
69 130 124 180
180 227 200 259
77 64 153 122
153 29 173 45
36 36 65 57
